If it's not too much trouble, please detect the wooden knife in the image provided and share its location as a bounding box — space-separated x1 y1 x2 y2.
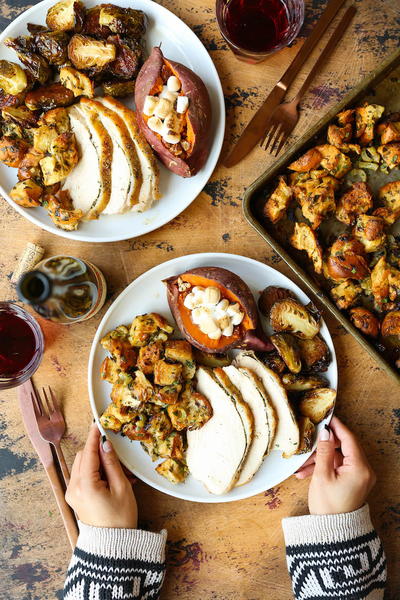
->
224 0 348 168
18 379 79 549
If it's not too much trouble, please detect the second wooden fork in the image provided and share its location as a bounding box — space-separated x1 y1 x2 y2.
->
260 5 356 156
31 386 71 485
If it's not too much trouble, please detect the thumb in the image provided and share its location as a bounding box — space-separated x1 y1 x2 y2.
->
314 425 336 479
99 436 127 490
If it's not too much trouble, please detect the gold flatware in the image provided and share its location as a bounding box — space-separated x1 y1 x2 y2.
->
260 5 357 156
18 380 78 549
31 385 71 485
223 0 348 168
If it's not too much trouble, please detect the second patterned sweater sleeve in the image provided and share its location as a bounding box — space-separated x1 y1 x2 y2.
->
282 504 386 600
63 522 167 600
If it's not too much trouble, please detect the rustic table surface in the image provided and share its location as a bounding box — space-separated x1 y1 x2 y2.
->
1 1 399 598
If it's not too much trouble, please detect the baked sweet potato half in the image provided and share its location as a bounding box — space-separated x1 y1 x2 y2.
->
164 267 273 353
135 46 211 177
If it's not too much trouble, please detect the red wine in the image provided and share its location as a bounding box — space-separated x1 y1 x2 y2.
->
219 0 290 53
0 310 37 376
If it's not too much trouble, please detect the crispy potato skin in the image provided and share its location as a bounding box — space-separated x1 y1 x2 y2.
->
135 46 212 177
349 307 380 338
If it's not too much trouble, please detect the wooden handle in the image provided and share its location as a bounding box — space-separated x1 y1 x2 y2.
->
295 6 357 101
281 0 348 89
54 442 71 486
45 462 78 549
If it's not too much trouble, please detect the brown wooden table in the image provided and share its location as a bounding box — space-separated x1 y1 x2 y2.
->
1 1 399 598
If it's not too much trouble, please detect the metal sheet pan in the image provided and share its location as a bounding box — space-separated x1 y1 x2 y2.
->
243 48 400 384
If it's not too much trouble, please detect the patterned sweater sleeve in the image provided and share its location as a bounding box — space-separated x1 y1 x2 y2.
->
63 521 167 600
282 504 386 600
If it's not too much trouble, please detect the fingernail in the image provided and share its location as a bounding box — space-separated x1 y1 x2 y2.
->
102 439 112 453
319 426 330 441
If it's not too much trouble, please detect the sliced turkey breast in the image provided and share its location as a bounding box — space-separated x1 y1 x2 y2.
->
223 365 277 486
96 96 160 212
80 97 142 214
233 351 300 458
187 366 249 495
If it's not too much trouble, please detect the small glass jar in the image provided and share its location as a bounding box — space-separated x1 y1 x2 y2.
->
0 302 44 390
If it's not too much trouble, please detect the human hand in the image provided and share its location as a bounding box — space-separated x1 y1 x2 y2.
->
295 416 376 515
65 424 138 528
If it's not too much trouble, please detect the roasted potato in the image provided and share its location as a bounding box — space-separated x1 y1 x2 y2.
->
135 46 212 178
258 286 296 318
288 148 322 172
381 311 400 337
153 359 183 386
165 339 196 379
374 181 400 225
349 307 380 338
298 388 336 424
355 103 385 146
0 60 28 95
68 34 116 70
9 178 42 207
353 214 386 253
0 136 29 167
46 0 85 31
137 341 164 375
129 313 174 347
270 333 301 374
294 416 316 454
270 298 320 339
290 222 323 274
263 176 293 224
282 373 328 391
377 143 400 170
25 83 75 111
297 335 331 372
330 280 362 310
336 182 373 225
59 66 94 97
155 458 188 483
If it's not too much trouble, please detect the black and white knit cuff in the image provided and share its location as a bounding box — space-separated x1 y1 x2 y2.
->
76 521 167 562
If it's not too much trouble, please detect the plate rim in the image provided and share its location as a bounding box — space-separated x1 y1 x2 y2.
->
88 252 338 503
0 0 225 243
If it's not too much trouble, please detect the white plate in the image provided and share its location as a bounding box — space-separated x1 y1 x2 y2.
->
0 0 225 242
88 253 338 503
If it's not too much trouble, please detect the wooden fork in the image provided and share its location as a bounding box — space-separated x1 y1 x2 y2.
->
260 5 356 156
31 386 71 485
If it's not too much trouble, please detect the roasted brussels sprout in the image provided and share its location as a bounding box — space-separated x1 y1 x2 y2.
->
258 286 296 318
295 416 316 455
298 388 336 424
98 5 146 37
349 307 380 338
297 335 331 372
381 311 400 337
59 66 94 97
106 35 142 80
192 348 230 368
9 178 43 207
5 37 52 85
46 0 85 32
0 136 29 167
34 30 70 65
27 23 48 34
258 351 286 374
2 105 39 128
0 60 28 95
25 82 75 110
68 34 116 70
0 88 26 109
270 333 301 374
282 373 328 391
270 298 320 339
102 79 135 97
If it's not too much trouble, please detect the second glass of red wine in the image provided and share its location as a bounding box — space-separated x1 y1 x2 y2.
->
216 0 304 63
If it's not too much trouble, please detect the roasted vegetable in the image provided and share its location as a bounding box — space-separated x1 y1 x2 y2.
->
298 388 336 424
381 311 400 337
98 4 146 37
336 182 373 225
353 214 386 253
290 222 323 274
263 176 293 224
9 178 43 207
297 335 331 372
135 47 212 178
106 34 142 80
355 104 385 146
0 60 28 95
5 37 52 85
330 280 362 310
25 83 74 111
0 136 29 167
68 34 116 70
2 105 39 129
129 313 174 347
282 373 328 392
155 458 188 483
34 30 70 65
295 416 316 454
258 286 296 318
259 351 286 374
349 307 380 338
192 348 230 368
59 65 94 97
288 148 322 172
270 333 301 373
270 298 320 339
46 0 85 31
102 79 135 97
165 267 273 354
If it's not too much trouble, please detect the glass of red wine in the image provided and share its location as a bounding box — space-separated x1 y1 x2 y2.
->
0 303 44 390
216 0 304 63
